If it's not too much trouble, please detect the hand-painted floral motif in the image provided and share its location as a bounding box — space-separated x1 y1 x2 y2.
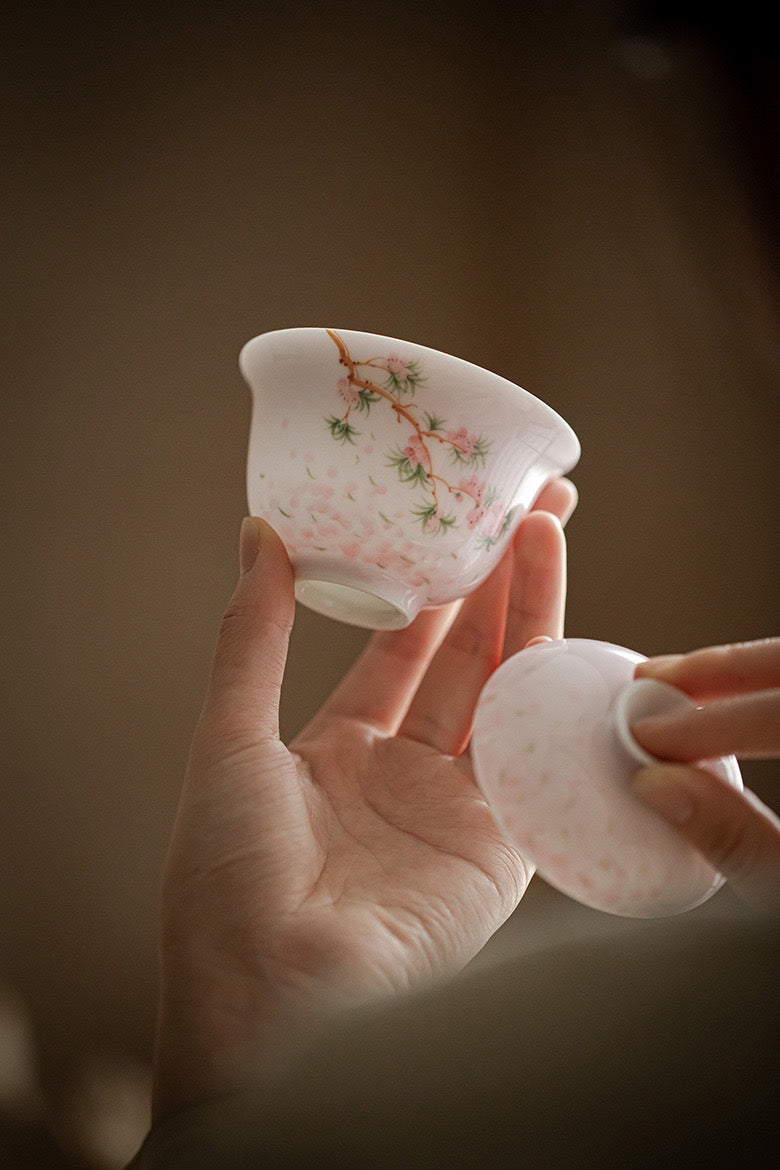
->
325 330 510 547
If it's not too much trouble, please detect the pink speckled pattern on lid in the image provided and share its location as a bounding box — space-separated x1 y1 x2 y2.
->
471 638 743 918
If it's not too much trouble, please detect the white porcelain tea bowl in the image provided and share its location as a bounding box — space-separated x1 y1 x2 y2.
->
241 327 580 629
471 638 743 918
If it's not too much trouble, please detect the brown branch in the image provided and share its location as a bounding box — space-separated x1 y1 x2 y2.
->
329 345 420 459
429 474 480 505
327 330 419 429
326 330 479 514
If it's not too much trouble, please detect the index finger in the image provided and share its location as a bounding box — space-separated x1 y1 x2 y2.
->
632 690 780 762
636 639 780 700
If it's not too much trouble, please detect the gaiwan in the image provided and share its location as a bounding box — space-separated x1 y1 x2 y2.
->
241 326 579 629
470 638 743 918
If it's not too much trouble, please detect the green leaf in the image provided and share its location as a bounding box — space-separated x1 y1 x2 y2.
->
448 435 491 467
406 360 425 387
326 415 360 444
387 448 430 486
411 503 456 534
356 389 379 413
385 360 424 397
476 512 512 550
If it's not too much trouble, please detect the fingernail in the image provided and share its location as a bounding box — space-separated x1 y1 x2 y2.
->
636 654 684 678
559 483 578 527
239 517 261 573
632 766 696 824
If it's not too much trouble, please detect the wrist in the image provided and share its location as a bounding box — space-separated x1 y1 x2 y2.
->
151 928 361 1121
151 952 307 1121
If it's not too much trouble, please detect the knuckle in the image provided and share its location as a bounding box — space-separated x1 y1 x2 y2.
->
446 615 487 658
405 708 447 741
219 601 292 644
220 597 262 626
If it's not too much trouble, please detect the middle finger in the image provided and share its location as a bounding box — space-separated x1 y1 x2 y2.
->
398 547 513 755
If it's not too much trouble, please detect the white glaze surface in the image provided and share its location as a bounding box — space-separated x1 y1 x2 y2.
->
242 327 580 628
614 678 697 767
471 638 743 917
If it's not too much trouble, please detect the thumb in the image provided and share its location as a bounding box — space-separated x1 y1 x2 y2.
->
200 517 296 745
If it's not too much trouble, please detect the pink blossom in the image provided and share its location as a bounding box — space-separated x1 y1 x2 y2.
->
341 541 361 559
402 433 431 471
386 354 409 379
457 474 486 503
424 514 440 533
337 377 360 406
466 506 487 530
483 502 507 538
445 426 476 456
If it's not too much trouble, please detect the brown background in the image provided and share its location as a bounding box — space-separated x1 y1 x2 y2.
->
2 1 778 1165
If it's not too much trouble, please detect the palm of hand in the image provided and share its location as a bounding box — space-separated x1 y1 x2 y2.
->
274 720 526 991
156 498 570 1116
168 713 529 1016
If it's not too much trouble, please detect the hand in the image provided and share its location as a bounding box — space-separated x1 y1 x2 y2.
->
153 480 577 1119
630 639 780 914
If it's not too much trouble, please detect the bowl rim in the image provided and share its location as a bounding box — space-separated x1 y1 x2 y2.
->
239 326 581 472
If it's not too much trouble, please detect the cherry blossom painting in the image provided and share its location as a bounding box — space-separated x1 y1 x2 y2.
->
325 329 510 548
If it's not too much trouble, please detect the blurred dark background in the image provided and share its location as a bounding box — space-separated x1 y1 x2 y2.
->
2 1 778 1164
